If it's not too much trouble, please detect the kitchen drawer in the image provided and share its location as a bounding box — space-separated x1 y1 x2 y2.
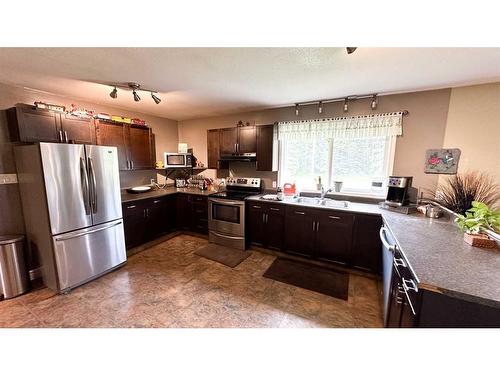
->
122 201 147 218
188 195 207 204
191 202 208 215
315 209 354 224
266 203 284 216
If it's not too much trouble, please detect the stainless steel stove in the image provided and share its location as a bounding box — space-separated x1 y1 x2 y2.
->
208 177 261 250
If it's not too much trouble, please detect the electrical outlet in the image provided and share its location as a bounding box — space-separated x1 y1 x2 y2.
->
272 180 277 188
0 174 18 184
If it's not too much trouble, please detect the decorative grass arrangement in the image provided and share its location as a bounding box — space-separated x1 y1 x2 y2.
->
430 172 500 215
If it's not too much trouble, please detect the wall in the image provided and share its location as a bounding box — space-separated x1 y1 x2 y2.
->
178 88 452 191
0 82 179 235
441 82 500 184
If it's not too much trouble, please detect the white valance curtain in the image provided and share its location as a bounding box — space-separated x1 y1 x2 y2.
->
277 112 404 140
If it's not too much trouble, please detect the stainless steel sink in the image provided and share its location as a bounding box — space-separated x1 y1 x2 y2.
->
320 199 349 208
291 196 349 208
292 197 322 205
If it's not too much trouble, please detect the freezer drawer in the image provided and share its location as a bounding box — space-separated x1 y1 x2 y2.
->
52 219 126 292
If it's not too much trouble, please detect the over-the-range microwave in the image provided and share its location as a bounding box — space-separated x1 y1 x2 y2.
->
164 152 193 168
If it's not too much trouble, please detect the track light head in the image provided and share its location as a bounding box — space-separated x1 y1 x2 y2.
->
343 98 349 112
346 47 357 54
151 92 161 104
295 104 299 116
109 87 117 99
371 95 377 110
133 90 141 102
318 101 323 114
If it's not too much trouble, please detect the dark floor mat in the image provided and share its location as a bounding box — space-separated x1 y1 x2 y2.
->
263 257 349 300
195 243 251 268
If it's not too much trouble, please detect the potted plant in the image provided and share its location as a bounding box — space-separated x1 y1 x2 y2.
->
455 201 500 249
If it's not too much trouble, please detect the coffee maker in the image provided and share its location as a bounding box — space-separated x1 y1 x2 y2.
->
385 176 414 207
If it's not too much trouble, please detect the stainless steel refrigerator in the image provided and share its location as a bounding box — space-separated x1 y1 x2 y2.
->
15 142 127 293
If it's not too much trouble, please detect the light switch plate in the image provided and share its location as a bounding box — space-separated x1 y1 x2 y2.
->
0 174 18 184
272 180 277 188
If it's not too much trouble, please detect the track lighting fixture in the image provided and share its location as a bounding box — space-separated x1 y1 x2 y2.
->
346 47 357 54
318 101 323 114
371 95 377 110
151 92 161 104
106 82 162 104
295 104 299 116
343 98 349 112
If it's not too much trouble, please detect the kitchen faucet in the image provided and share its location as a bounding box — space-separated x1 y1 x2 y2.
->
321 186 333 199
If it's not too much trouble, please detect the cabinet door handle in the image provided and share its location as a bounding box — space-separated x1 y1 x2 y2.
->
328 215 341 220
59 130 63 142
126 205 136 209
252 205 262 209
153 200 161 204
316 221 320 232
256 161 258 169
64 131 69 143
295 211 305 215
312 221 315 231
265 213 268 224
262 213 265 223
269 207 280 211
402 278 418 293
131 160 134 169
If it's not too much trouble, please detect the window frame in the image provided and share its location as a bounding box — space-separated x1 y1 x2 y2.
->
278 135 397 198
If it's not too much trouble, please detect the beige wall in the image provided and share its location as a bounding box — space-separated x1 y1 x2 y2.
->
178 88 452 191
441 82 500 184
0 82 178 235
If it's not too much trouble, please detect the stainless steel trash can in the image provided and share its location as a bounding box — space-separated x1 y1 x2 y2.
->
0 235 30 300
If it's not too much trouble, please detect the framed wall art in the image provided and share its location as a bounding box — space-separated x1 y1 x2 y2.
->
424 148 461 174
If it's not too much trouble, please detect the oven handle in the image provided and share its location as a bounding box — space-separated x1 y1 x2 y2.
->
209 230 244 241
209 198 244 206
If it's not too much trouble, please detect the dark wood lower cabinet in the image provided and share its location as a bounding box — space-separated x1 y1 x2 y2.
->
122 194 178 249
247 202 284 250
283 206 316 257
315 210 354 265
351 214 383 274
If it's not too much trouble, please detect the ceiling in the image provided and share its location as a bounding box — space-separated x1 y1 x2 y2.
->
0 47 499 121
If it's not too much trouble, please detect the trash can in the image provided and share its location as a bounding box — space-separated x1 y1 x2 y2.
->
0 235 30 300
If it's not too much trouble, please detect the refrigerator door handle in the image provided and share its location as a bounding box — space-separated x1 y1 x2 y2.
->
80 157 91 215
88 157 97 213
54 220 122 241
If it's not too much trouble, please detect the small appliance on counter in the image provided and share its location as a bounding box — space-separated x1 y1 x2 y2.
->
384 176 416 207
380 176 418 214
175 179 186 188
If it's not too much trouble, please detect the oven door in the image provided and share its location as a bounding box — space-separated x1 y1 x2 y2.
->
208 198 244 236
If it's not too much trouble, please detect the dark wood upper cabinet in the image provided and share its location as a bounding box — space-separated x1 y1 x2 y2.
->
60 113 95 144
220 127 238 154
315 210 354 265
256 124 277 171
207 129 220 169
127 125 154 169
96 120 154 171
95 120 129 170
7 105 63 143
237 126 256 153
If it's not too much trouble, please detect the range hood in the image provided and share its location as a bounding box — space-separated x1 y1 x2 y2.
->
219 153 256 162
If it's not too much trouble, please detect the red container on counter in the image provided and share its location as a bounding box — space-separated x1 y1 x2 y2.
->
283 183 296 196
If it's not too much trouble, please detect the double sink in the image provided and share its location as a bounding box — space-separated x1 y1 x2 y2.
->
291 196 349 208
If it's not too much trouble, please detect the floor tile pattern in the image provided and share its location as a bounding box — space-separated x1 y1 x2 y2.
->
0 234 383 328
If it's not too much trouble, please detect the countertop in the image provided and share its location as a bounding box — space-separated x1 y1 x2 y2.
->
246 195 383 216
121 186 218 203
248 194 500 308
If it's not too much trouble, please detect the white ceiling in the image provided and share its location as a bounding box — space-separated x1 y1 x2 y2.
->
0 47 499 121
